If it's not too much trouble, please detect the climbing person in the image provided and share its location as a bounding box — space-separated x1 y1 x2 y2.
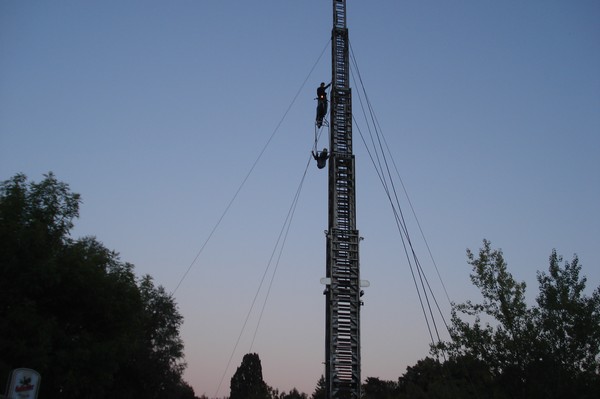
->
312 148 329 169
316 82 331 128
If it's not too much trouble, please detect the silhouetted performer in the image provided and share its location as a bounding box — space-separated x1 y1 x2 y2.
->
312 148 329 169
316 82 331 128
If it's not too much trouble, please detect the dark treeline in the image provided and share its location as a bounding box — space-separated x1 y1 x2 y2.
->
2 174 599 399
225 242 600 398
0 173 197 398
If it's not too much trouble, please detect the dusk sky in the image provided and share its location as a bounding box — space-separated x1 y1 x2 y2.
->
1 0 599 397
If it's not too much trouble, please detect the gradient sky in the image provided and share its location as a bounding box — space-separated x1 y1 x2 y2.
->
2 0 599 397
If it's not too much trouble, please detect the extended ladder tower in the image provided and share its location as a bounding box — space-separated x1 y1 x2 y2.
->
324 1 362 398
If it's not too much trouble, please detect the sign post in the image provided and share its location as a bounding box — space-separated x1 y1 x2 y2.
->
6 369 41 399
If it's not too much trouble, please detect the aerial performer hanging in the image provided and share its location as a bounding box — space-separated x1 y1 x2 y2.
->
316 81 331 128
312 148 329 169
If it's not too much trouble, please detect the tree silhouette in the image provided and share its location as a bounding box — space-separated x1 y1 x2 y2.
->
230 353 270 399
0 173 197 398
311 375 326 399
434 239 600 398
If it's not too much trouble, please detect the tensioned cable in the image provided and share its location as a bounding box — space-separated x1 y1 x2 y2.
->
350 105 435 345
349 42 449 301
349 43 450 347
359 85 452 306
352 109 438 346
249 153 312 351
214 154 312 397
348 41 482 399
350 63 446 346
211 42 329 396
354 84 481 395
347 47 451 303
172 40 330 295
352 82 445 350
249 125 327 353
353 79 483 394
348 78 437 343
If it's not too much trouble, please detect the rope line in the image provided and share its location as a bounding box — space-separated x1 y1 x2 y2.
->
214 155 312 397
351 50 484 395
249 154 312 351
212 42 329 397
367 82 452 304
172 40 330 295
349 42 451 349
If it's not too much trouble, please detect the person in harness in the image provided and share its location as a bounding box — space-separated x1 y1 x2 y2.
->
316 82 331 128
312 148 329 169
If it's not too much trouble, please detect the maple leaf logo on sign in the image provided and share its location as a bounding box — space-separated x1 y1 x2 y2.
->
7 369 41 399
15 376 34 392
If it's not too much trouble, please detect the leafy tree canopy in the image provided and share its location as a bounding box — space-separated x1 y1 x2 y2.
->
434 239 600 399
0 173 198 398
230 353 270 399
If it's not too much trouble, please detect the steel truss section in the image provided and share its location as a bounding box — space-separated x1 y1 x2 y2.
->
325 1 362 398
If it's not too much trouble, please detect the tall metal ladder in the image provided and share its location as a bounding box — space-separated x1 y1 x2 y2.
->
324 1 362 398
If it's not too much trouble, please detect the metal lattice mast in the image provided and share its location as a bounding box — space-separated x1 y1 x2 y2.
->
324 1 362 398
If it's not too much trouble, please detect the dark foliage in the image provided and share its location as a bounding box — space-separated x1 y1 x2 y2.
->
361 240 600 399
276 387 308 399
230 353 270 399
0 173 197 398
362 376 398 399
433 239 600 399
310 375 326 399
